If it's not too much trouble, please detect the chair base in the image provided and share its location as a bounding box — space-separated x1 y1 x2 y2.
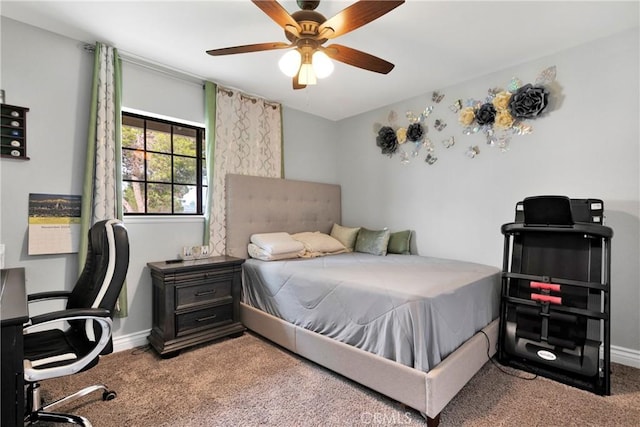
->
25 382 116 426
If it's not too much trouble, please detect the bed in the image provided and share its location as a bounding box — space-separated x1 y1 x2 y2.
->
225 173 501 426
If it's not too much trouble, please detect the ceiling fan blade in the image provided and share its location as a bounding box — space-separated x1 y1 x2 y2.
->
206 42 291 56
323 44 394 74
318 0 404 39
251 0 302 35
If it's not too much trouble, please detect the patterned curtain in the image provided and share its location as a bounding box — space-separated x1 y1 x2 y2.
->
79 42 127 316
206 84 283 256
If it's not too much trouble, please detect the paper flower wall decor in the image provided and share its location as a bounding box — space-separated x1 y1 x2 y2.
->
458 66 557 150
373 67 557 166
374 107 434 164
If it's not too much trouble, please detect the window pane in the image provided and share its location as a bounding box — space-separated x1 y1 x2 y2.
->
201 129 206 157
146 153 172 183
123 115 144 128
174 156 196 185
122 118 144 149
175 185 196 213
122 112 205 216
147 122 171 153
122 181 145 213
147 183 172 213
202 162 208 185
174 126 197 156
122 149 146 181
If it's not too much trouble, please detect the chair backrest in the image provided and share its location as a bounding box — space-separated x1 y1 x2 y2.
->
66 219 129 344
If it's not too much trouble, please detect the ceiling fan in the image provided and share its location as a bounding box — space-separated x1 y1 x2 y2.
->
206 0 405 89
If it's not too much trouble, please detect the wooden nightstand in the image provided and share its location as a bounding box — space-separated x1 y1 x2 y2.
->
147 256 246 357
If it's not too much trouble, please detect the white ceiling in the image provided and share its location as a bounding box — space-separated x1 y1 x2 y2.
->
2 1 638 121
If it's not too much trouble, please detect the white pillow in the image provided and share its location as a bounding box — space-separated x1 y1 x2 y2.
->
247 243 302 261
292 232 347 256
250 232 304 255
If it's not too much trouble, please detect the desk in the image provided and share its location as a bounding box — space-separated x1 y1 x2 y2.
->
1 268 28 427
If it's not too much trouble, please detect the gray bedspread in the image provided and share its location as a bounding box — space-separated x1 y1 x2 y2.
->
242 252 501 372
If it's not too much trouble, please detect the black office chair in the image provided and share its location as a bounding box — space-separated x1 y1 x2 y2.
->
23 219 130 426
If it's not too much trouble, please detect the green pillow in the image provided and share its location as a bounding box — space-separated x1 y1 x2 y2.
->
330 224 360 252
388 230 411 255
354 227 391 256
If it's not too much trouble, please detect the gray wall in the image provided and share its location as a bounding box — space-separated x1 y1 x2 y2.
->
0 17 337 341
336 28 639 353
1 18 637 359
1 18 93 313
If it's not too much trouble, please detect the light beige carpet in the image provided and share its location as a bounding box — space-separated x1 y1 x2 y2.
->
36 332 640 426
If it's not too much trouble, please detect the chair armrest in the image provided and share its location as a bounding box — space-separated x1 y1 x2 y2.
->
27 307 111 327
27 290 72 302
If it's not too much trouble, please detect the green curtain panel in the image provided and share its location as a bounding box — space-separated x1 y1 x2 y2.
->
80 42 127 317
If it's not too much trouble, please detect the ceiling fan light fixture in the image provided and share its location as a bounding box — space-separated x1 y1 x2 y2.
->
279 50 302 77
207 0 404 89
312 50 334 79
298 63 317 85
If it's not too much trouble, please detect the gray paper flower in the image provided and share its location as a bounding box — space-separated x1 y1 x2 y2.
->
508 84 549 119
475 103 496 126
406 123 424 142
376 126 398 155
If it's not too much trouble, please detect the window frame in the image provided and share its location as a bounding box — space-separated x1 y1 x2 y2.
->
121 111 207 216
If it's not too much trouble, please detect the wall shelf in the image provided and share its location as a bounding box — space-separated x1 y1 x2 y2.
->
1 104 30 160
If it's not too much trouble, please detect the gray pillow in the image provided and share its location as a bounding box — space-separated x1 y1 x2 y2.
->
330 223 360 252
354 227 391 256
387 230 411 255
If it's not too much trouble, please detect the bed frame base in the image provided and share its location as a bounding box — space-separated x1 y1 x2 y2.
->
240 302 498 424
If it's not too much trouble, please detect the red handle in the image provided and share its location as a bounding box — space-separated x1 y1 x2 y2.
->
531 293 562 305
530 281 561 292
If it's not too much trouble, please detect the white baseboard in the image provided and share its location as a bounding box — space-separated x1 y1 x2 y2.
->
611 345 640 368
111 329 640 369
112 329 151 353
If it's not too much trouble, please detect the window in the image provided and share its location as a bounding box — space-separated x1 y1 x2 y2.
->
121 112 207 215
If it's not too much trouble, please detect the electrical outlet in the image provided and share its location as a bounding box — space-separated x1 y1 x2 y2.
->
181 246 193 260
200 245 210 257
180 245 211 260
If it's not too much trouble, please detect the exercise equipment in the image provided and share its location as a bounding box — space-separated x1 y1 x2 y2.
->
498 196 612 395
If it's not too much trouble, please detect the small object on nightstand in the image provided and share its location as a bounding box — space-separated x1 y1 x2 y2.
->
147 256 246 357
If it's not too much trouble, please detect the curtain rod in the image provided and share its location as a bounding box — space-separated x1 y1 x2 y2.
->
83 43 281 108
217 86 280 110
83 43 204 86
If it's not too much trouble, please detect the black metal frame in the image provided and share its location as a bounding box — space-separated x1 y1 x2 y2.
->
498 197 612 395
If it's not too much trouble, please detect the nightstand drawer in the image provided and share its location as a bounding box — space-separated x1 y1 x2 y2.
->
176 304 233 336
176 280 232 309
173 268 236 285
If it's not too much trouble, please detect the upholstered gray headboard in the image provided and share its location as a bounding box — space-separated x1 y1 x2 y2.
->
225 174 342 259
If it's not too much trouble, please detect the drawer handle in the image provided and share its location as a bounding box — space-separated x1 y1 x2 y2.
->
195 290 217 297
197 314 217 322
